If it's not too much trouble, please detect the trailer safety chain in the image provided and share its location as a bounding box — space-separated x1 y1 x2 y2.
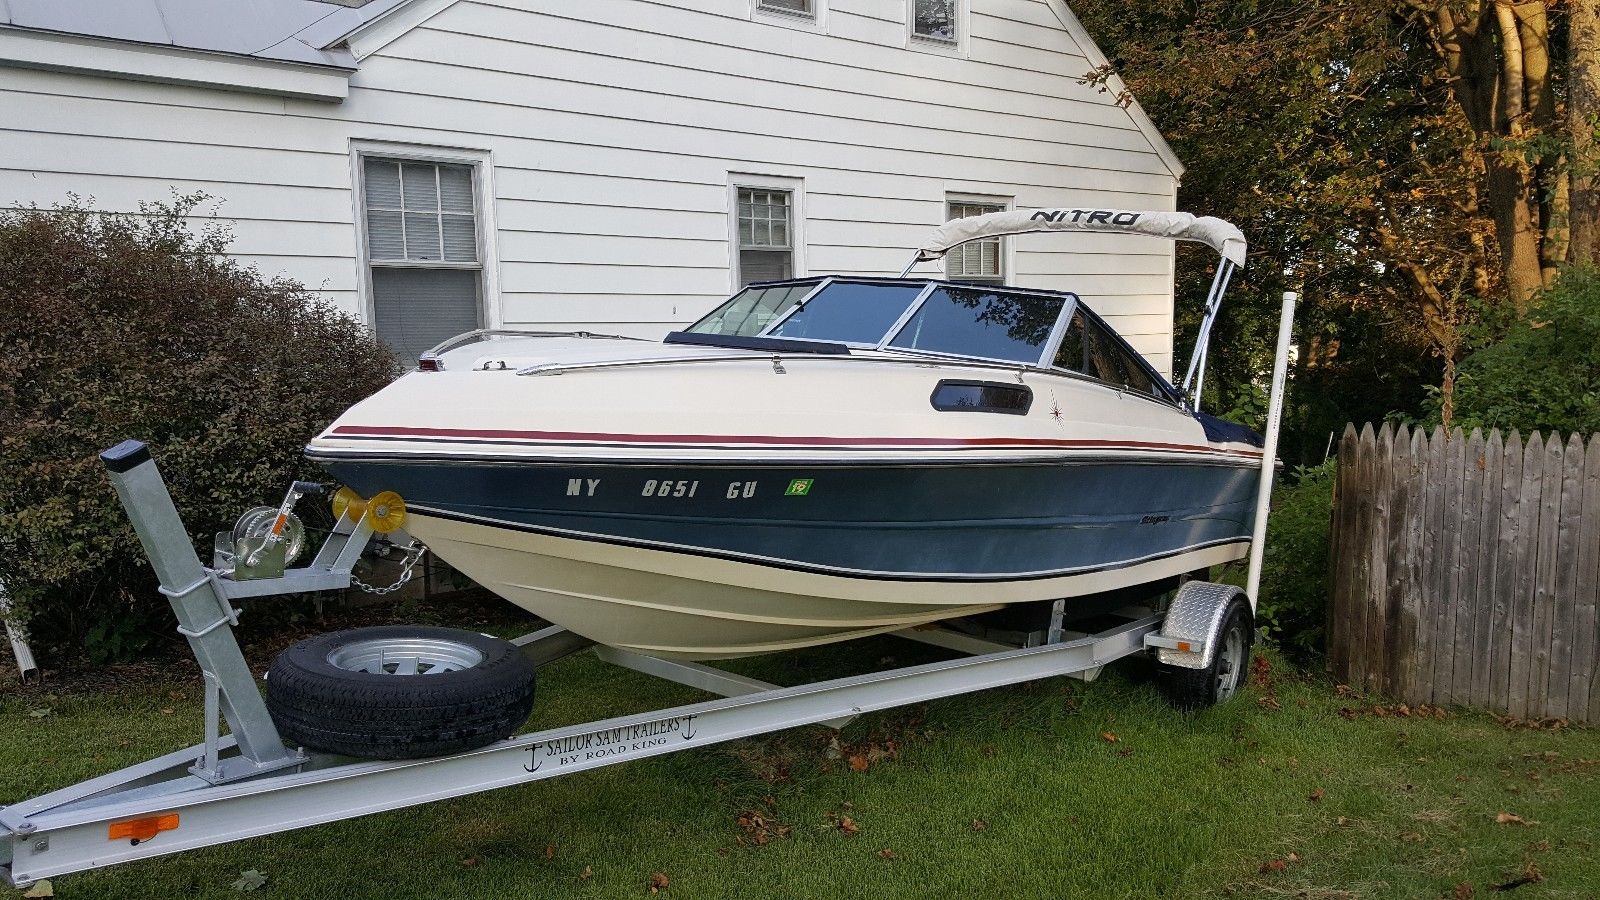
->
351 540 426 595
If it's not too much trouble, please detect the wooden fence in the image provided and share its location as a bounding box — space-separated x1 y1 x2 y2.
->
1327 423 1600 723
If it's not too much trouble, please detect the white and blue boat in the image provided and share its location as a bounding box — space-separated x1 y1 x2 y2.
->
306 210 1264 659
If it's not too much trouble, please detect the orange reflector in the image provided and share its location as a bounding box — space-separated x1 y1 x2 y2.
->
1176 641 1193 653
109 813 179 843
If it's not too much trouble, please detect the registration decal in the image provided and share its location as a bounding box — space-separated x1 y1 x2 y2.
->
785 478 814 497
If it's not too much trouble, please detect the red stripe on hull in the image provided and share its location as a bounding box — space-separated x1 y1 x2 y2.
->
329 425 1265 459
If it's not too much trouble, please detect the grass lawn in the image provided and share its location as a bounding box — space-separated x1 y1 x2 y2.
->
3 629 1599 899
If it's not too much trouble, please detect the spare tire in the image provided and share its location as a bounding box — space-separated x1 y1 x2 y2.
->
265 625 537 759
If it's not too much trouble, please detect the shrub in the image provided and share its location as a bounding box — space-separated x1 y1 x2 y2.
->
1449 267 1600 434
0 196 399 663
1255 459 1337 657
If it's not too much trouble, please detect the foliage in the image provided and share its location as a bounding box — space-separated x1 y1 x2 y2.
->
0 196 399 663
1071 0 1496 462
1447 266 1600 434
1256 460 1337 656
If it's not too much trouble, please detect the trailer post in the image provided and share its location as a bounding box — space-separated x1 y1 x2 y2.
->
1244 293 1296 609
97 441 303 780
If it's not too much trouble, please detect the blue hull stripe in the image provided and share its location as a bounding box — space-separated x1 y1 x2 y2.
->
319 458 1258 581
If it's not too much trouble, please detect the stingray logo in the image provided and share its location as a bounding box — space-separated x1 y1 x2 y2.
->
1030 209 1142 226
785 479 814 496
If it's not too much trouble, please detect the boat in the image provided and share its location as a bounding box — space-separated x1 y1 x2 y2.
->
305 209 1265 659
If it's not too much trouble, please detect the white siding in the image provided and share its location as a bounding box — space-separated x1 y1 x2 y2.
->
0 0 1180 373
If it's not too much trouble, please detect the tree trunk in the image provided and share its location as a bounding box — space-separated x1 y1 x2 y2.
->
1487 157 1548 305
1572 0 1600 264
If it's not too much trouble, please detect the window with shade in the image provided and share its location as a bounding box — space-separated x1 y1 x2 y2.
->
737 187 795 286
946 200 1005 284
362 157 483 364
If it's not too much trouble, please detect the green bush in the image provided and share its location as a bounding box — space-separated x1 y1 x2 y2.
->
1450 267 1600 434
1256 459 1337 657
0 197 399 663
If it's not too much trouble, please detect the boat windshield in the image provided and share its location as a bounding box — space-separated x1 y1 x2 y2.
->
887 286 1067 365
684 281 925 344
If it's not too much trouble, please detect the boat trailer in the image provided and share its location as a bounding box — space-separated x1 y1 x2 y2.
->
1 296 1298 889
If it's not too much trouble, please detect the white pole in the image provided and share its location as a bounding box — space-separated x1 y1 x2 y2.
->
1245 292 1297 610
0 581 39 683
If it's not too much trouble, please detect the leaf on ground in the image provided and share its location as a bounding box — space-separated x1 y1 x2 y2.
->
1453 883 1475 899
837 815 860 835
579 865 593 881
26 708 51 719
648 871 669 893
1496 812 1537 826
1308 787 1325 802
877 848 896 859
1257 695 1282 710
1491 862 1543 891
1101 731 1120 743
232 869 267 893
545 843 556 859
22 880 53 898
971 818 988 832
459 855 479 868
1259 859 1288 874
848 754 869 772
160 707 174 715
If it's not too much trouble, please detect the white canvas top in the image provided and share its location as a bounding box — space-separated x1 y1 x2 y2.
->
917 209 1248 268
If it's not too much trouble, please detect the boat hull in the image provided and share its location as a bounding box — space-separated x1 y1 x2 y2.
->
320 456 1257 658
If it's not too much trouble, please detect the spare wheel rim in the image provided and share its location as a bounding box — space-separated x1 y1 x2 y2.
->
327 637 485 675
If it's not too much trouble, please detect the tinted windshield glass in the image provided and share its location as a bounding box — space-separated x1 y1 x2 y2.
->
888 287 1066 363
686 283 817 336
766 282 926 344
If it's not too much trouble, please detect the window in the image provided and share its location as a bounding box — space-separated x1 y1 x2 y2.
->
362 156 483 363
888 286 1065 364
1055 310 1166 400
687 281 924 345
946 200 1006 283
931 381 1033 415
736 187 795 286
756 0 813 16
912 0 958 42
767 282 925 344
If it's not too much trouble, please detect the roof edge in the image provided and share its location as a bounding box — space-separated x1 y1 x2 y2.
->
0 25 351 101
319 0 460 59
1044 0 1185 182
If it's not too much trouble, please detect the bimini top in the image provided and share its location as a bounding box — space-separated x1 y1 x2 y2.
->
915 209 1248 268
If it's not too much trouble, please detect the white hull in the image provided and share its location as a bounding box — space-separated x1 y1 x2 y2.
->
411 512 1248 659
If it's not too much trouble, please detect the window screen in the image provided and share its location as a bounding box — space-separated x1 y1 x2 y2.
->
946 200 1005 283
364 156 483 364
913 0 957 41
372 268 482 364
757 0 813 15
738 188 794 286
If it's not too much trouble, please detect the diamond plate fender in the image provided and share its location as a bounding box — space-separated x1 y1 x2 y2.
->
1150 581 1246 670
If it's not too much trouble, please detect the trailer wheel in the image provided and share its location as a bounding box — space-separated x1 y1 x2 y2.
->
265 625 536 759
1156 597 1253 710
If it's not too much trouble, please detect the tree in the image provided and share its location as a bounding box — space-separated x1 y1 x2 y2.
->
1404 1 1561 307
1571 0 1600 262
1074 0 1486 445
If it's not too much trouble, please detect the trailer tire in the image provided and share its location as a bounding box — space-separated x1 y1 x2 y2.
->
265 625 536 759
1156 597 1253 711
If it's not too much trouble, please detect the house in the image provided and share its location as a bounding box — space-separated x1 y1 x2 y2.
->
0 0 1186 371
